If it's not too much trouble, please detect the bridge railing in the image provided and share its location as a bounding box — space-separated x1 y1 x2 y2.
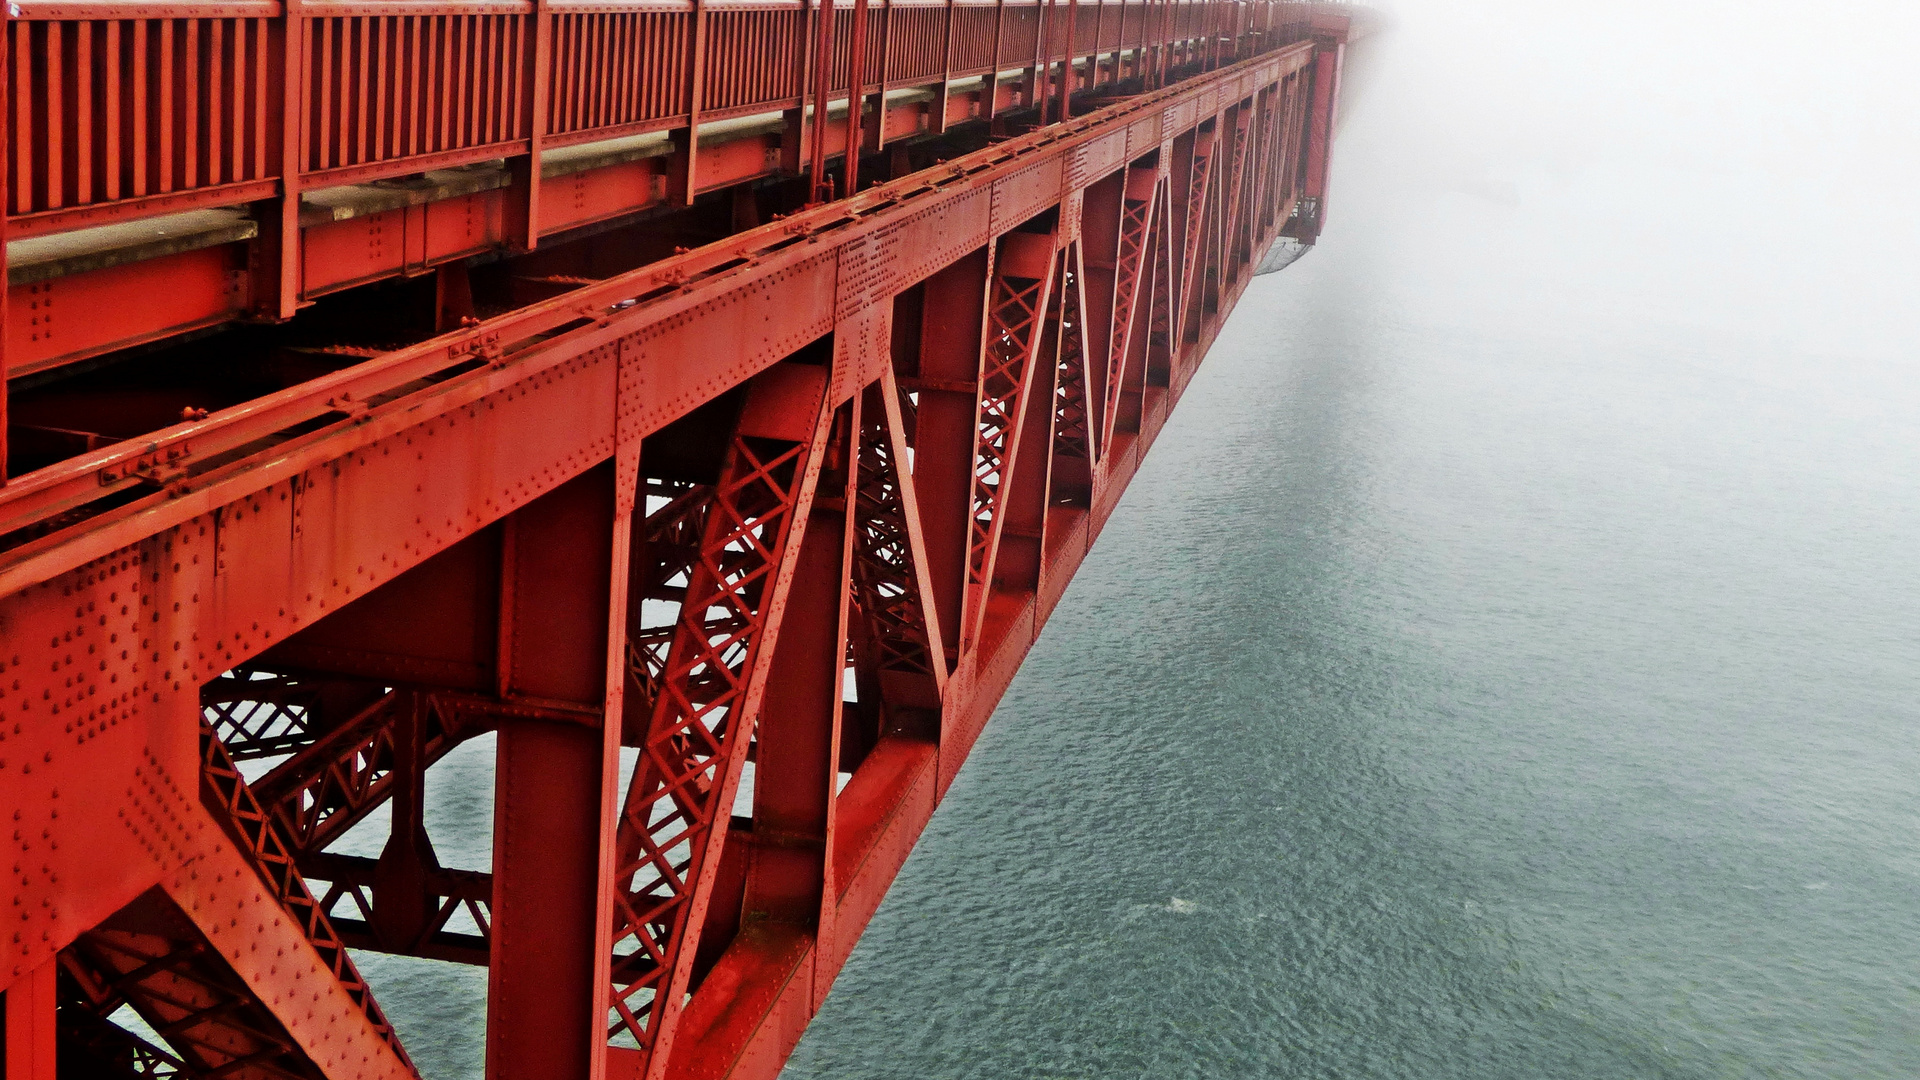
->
3 0 1312 236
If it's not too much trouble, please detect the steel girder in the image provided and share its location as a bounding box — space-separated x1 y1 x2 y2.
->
0 21 1353 1080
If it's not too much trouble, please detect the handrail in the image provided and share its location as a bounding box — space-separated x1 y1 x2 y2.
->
2 0 1310 229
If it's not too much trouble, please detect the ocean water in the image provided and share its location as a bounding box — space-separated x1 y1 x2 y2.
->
342 1 1920 1076
779 1 1920 1077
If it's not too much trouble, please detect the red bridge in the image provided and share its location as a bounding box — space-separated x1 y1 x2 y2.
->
0 2 1363 1077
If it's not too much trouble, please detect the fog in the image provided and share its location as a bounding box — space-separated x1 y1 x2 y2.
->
1331 0 1920 362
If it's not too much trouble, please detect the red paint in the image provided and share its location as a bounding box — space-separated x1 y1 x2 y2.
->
0 8 1359 1079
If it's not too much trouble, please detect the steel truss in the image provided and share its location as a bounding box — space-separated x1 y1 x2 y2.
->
0 9 1356 1080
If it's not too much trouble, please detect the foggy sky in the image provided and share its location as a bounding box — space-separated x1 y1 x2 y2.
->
1327 0 1920 362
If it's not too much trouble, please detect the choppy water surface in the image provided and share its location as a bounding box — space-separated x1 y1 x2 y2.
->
348 1 1920 1076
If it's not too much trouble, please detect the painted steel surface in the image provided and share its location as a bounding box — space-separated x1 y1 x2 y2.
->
0 7 1358 1079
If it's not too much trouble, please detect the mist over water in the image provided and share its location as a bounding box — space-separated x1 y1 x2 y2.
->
343 2 1920 1076
777 2 1920 1077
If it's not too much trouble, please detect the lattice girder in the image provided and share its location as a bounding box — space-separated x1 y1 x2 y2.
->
608 365 834 1073
963 230 1060 649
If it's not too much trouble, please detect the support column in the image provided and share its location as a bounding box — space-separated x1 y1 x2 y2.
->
486 464 620 1080
2 959 56 1080
370 693 443 951
908 249 991 665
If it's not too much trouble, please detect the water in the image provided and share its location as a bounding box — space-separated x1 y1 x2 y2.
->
779 1 1920 1076
350 1 1920 1075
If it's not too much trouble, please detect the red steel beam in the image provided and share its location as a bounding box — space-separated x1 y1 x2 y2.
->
0 13 1358 1079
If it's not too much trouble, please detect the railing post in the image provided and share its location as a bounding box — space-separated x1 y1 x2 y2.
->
807 0 836 201
842 0 870 193
675 0 710 206
865 0 894 151
983 0 1005 122
1152 0 1167 85
1147 0 1163 88
514 0 552 249
782 0 815 173
932 0 956 132
1061 0 1077 119
1026 0 1046 112
1089 0 1105 90
250 0 305 325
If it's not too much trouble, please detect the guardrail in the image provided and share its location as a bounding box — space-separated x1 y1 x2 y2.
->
4 0 1311 236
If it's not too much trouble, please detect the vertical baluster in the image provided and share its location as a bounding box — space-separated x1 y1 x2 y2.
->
629 9 645 121
233 19 249 182
430 15 446 153
475 13 491 144
579 13 596 131
454 14 471 146
184 18 201 188
456 11 469 148
372 16 388 161
391 16 407 156
13 23 30 213
104 20 121 201
414 15 427 153
316 16 333 168
657 10 670 119
46 21 63 208
564 11 581 133
209 17 223 182
447 14 462 147
252 18 267 180
606 12 622 129
549 13 565 132
478 13 492 145
474 13 489 144
621 12 638 121
426 14 442 150
77 21 94 204
351 16 367 163
484 13 500 143
635 12 649 119
208 18 223 184
511 12 526 138
605 11 620 128
714 12 728 111
131 20 147 196
547 12 563 132
437 15 452 150
158 20 175 191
